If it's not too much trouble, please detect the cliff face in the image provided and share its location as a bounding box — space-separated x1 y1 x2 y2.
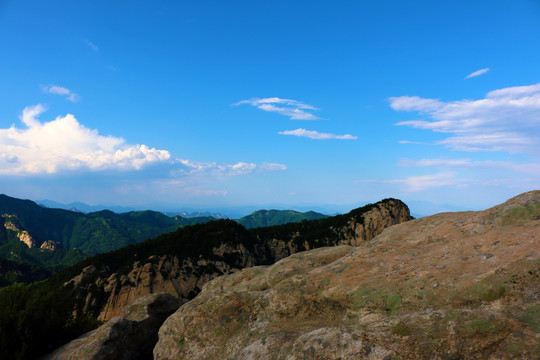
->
154 191 540 360
251 198 412 262
66 199 412 321
95 245 255 321
2 214 38 248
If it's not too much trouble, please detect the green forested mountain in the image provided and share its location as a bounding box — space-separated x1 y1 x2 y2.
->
0 194 214 272
0 258 52 287
236 209 329 228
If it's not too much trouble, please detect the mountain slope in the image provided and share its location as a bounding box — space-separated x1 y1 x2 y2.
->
154 191 540 360
236 209 329 228
0 257 51 287
0 194 214 272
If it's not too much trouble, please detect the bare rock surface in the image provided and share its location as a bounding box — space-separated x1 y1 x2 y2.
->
2 214 37 248
40 240 60 250
43 292 183 360
154 191 540 359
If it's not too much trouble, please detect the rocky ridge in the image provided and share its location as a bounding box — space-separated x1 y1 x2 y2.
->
153 191 540 359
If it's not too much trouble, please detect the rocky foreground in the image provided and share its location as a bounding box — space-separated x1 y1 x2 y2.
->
48 192 540 359
154 191 540 359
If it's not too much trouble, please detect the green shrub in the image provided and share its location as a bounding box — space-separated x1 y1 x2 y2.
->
391 320 411 336
385 294 402 314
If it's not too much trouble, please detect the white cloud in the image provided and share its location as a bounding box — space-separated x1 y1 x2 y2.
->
278 128 357 140
234 97 319 120
390 82 540 154
487 83 540 98
174 159 287 177
42 85 80 102
465 68 490 79
398 158 472 167
388 172 460 192
0 105 170 175
84 39 99 52
259 162 288 171
397 140 430 145
46 86 70 95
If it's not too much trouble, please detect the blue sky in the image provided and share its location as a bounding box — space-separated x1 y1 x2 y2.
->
1 0 539 216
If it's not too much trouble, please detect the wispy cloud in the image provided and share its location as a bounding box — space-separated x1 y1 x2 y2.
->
278 128 357 140
0 105 170 175
84 39 99 52
465 68 490 79
173 159 287 177
388 172 460 192
157 160 286 199
398 157 540 175
234 97 319 120
397 140 430 145
42 85 80 102
390 82 540 154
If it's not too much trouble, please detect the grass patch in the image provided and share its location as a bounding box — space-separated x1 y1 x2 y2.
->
504 343 522 357
501 202 540 225
454 282 507 306
467 317 499 336
479 286 506 302
319 278 331 288
391 320 411 336
515 306 540 332
385 294 402 314
175 336 187 351
526 306 540 332
350 287 377 308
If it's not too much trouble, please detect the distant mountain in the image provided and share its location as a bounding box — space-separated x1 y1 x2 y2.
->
40 199 230 219
38 199 136 214
236 209 329 228
0 194 215 272
164 211 228 219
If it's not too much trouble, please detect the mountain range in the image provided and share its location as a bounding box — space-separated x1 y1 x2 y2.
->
0 194 214 271
0 194 334 274
1 192 539 359
0 197 411 359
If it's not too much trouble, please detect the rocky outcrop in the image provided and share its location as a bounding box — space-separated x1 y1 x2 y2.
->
2 214 37 248
67 199 412 322
154 191 540 359
96 250 252 321
40 240 60 250
43 292 183 360
254 198 413 262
